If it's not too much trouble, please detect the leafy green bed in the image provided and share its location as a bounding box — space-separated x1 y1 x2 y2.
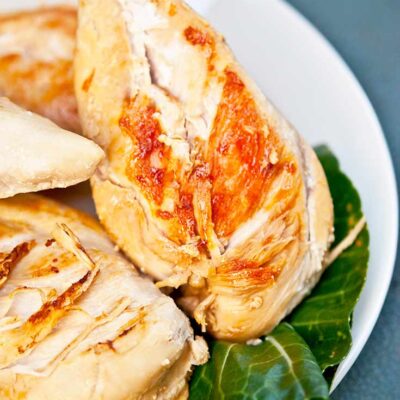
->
189 146 369 400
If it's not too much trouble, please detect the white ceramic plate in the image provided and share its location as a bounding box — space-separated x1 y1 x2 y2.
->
204 0 399 390
3 0 398 392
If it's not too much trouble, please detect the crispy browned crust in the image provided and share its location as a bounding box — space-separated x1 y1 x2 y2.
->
0 194 207 399
0 241 35 287
75 0 334 340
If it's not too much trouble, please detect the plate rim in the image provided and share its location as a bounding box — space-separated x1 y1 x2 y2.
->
274 0 399 390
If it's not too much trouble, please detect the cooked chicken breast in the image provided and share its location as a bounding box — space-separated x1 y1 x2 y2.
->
0 7 79 132
0 194 207 400
75 0 334 341
0 97 103 199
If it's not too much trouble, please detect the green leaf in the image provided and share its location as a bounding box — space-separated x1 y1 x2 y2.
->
189 146 369 398
190 323 329 400
289 145 369 371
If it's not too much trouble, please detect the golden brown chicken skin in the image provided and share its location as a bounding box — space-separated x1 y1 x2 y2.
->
0 194 207 400
75 0 334 341
0 7 79 132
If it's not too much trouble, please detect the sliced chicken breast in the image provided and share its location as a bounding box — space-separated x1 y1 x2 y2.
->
0 97 104 199
75 0 334 341
0 7 79 132
0 194 207 400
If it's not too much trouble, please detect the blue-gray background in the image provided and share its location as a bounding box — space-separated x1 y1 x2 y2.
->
286 1 400 399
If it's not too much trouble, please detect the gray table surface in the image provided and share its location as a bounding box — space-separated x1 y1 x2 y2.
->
285 1 400 399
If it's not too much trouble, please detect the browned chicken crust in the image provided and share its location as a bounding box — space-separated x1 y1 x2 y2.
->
0 194 207 400
75 0 334 341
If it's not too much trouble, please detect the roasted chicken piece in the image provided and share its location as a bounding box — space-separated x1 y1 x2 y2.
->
0 7 79 132
75 0 334 341
0 194 207 400
0 97 103 199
